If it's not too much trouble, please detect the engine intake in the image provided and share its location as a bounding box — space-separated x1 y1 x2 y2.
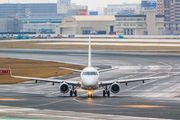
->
60 83 69 93
111 83 121 93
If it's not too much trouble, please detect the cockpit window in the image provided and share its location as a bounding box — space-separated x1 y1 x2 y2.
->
83 72 98 75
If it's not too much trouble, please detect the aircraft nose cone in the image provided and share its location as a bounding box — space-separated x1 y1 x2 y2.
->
82 77 97 87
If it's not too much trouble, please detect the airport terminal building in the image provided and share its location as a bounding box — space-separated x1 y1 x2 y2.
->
55 16 115 35
56 11 164 35
115 11 164 35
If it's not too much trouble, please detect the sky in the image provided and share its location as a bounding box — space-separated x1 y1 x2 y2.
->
0 0 141 10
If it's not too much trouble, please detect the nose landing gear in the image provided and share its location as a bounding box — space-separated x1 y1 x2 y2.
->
88 91 92 98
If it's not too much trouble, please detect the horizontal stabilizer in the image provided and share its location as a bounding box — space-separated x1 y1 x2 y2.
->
60 67 82 73
98 67 119 73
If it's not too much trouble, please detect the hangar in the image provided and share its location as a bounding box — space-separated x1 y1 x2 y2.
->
55 16 115 35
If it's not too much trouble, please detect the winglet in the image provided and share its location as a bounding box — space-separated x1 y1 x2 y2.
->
88 35 92 67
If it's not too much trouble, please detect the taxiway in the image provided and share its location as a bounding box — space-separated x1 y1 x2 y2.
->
0 49 180 119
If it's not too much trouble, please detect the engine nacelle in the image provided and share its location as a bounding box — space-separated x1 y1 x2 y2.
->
59 83 69 93
110 83 121 93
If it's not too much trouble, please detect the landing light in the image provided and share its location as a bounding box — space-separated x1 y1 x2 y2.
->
98 82 102 84
79 82 82 84
88 91 92 95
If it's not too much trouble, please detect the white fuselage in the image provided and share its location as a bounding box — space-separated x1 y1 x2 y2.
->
80 67 99 90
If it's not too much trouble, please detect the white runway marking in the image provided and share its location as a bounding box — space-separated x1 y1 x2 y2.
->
36 42 180 47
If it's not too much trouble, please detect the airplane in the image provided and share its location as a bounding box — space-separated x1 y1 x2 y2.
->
11 37 168 98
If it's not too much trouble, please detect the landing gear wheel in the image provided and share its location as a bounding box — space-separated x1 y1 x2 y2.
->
103 85 110 97
103 90 106 97
107 90 110 97
88 94 92 98
74 90 77 96
70 90 73 97
88 94 91 98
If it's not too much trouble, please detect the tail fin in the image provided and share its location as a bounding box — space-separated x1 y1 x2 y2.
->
88 36 91 67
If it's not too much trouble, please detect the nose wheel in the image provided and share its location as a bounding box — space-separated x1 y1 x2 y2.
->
70 90 77 97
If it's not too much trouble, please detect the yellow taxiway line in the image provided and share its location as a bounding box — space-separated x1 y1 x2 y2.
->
0 98 24 101
73 97 167 108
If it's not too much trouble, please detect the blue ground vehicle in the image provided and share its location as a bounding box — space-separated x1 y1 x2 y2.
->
15 35 31 39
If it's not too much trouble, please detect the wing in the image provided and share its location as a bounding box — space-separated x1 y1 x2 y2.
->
98 67 119 73
100 76 168 85
60 67 82 73
11 75 80 85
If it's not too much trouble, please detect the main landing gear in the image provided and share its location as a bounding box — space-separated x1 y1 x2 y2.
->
88 91 92 98
70 90 77 97
103 90 110 97
70 85 77 97
103 85 110 97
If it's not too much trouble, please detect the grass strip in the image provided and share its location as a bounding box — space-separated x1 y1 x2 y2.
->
0 58 84 84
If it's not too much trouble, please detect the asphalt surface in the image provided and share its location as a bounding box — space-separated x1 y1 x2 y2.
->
0 49 180 119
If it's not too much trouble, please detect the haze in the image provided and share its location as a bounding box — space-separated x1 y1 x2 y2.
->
0 0 141 10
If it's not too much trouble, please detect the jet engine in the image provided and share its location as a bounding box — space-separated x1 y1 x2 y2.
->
59 83 69 93
110 83 121 93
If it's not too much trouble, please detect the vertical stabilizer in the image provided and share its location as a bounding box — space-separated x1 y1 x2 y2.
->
88 36 91 67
